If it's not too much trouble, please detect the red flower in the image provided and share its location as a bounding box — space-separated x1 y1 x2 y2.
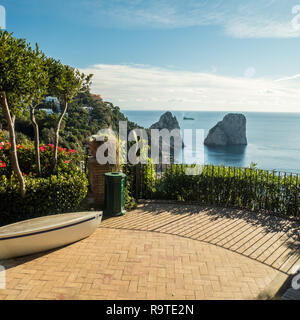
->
67 149 77 154
64 160 70 164
0 161 7 168
48 144 54 149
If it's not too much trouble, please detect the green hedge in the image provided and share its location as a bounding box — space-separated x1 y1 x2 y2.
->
122 164 138 211
140 164 300 217
0 171 88 226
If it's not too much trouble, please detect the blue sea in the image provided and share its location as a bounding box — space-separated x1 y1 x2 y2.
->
122 110 300 174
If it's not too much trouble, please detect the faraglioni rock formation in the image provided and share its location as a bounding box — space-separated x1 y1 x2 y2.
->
149 111 183 163
204 113 247 147
150 111 181 131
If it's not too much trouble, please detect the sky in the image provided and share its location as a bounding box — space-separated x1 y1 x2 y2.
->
2 0 300 112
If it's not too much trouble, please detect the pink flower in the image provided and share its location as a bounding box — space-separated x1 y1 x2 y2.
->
64 160 70 164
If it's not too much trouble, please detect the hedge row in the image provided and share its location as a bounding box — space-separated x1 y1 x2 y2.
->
140 164 300 217
0 172 88 226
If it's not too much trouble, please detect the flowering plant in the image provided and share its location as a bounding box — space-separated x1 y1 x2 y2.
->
0 140 82 177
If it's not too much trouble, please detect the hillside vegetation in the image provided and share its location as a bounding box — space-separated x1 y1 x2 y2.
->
0 90 140 155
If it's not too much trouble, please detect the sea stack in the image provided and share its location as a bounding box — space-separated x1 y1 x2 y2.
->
150 111 183 146
149 111 183 163
150 111 181 131
204 113 247 147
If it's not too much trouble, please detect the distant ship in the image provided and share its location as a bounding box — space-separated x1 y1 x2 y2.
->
183 116 195 120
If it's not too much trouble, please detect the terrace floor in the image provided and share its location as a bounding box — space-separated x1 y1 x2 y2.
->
0 201 299 300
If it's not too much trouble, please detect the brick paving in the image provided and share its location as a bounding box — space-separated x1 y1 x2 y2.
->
101 202 300 275
0 202 299 300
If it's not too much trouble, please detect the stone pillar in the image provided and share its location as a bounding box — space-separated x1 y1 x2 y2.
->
88 157 116 206
87 134 121 206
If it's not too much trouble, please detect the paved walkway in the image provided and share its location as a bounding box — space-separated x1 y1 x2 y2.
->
0 202 299 300
102 202 300 275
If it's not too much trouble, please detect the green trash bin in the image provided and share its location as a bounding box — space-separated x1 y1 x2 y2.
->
104 172 126 216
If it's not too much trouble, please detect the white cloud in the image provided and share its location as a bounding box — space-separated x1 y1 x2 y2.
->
80 0 300 38
275 74 300 82
80 63 300 112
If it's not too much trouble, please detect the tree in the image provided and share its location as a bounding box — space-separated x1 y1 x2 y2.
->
0 30 46 197
46 58 93 173
28 47 48 176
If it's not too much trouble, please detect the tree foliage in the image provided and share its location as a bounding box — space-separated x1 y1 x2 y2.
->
0 30 48 196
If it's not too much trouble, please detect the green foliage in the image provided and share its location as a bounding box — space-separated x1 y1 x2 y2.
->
122 164 137 210
142 160 157 198
0 90 141 157
0 30 47 115
138 164 300 217
0 30 144 220
46 58 92 104
0 139 88 226
0 172 88 226
0 140 83 177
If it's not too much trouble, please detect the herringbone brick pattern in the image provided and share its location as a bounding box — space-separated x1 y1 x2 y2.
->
0 228 279 300
101 202 300 274
0 202 298 300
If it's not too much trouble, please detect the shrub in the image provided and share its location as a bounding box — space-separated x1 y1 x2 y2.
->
0 140 82 177
138 164 300 217
141 160 157 198
0 139 88 226
122 164 137 211
0 171 88 226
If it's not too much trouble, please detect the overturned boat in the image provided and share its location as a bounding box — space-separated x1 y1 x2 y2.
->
0 211 102 260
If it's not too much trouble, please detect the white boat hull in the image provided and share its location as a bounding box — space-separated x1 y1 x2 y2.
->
0 211 102 260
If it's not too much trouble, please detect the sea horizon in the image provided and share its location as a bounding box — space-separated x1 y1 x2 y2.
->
121 110 300 174
121 109 300 114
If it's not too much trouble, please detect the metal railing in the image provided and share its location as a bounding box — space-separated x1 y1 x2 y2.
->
129 164 300 217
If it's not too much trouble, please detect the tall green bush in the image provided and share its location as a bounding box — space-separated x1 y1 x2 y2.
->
0 139 88 226
122 164 137 211
138 164 300 217
0 172 88 226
